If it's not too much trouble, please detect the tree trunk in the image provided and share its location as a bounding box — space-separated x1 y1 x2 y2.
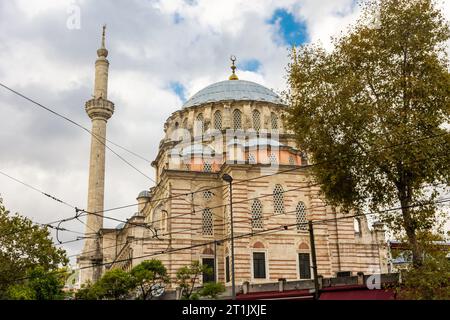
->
398 185 423 267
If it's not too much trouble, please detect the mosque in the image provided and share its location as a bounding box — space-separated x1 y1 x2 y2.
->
77 27 388 291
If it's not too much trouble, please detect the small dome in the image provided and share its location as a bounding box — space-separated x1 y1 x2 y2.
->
183 80 283 109
115 222 126 229
137 190 151 198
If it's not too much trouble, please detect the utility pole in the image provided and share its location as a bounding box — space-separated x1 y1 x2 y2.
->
222 173 235 300
308 220 320 300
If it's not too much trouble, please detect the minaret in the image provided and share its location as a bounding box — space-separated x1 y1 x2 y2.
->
78 25 114 284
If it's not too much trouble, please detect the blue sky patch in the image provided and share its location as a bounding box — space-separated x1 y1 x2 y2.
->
169 81 187 102
238 59 261 72
269 8 309 46
173 12 184 24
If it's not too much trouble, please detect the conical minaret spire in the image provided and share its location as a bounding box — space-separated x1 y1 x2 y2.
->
78 25 115 284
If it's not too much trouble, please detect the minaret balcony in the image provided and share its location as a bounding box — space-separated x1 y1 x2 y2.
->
85 97 115 120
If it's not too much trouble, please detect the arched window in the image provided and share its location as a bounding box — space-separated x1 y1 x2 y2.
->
203 161 212 172
300 152 308 166
354 218 361 235
251 199 263 230
160 210 168 233
232 109 242 130
252 109 261 132
203 190 214 200
248 153 256 164
152 207 162 229
213 110 222 130
289 155 296 165
270 112 278 130
196 113 204 135
202 208 213 236
296 202 307 230
269 153 278 164
273 184 284 214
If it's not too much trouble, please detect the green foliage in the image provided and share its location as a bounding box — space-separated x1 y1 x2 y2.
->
0 198 68 298
75 260 170 300
176 260 212 299
199 282 225 299
286 0 450 267
7 266 67 300
397 236 450 299
130 259 169 300
93 268 134 300
75 280 102 300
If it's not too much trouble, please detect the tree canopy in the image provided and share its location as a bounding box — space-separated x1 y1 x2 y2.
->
287 0 450 267
130 259 169 300
0 198 68 298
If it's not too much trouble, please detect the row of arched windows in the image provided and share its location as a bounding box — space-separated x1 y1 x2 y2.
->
250 185 308 231
191 110 280 134
200 195 307 236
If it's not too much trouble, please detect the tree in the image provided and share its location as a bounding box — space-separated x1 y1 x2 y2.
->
94 268 134 300
199 282 225 299
130 259 169 300
0 198 68 297
393 231 450 299
176 260 212 299
286 0 450 267
7 266 68 300
74 280 102 300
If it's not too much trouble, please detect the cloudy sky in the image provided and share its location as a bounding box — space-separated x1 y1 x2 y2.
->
0 0 449 264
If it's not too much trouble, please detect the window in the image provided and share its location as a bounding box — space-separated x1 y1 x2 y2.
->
289 155 296 165
251 199 263 230
196 113 204 135
269 153 278 164
299 253 311 279
160 210 168 233
203 161 212 172
213 111 222 130
202 208 213 236
248 153 256 164
202 258 215 283
225 256 230 282
232 109 242 130
253 252 266 279
273 184 285 214
354 218 361 235
252 110 261 132
296 201 307 230
300 152 308 166
203 190 214 200
270 112 278 130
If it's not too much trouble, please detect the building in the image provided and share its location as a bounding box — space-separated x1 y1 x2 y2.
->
77 29 389 291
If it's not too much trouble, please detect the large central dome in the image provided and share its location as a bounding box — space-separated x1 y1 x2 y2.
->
182 80 283 109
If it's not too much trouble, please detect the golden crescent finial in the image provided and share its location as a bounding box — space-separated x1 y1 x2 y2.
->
229 55 238 80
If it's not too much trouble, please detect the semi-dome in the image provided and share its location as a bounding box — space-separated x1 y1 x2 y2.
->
183 80 283 109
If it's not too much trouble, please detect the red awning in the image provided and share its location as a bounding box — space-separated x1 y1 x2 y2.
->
237 289 314 300
319 285 396 300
